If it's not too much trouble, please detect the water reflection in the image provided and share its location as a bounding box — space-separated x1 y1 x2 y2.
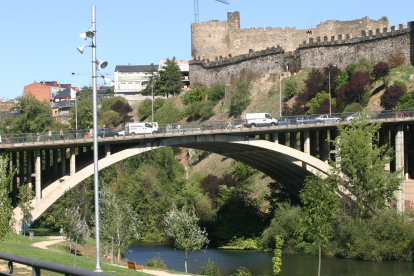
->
126 242 414 276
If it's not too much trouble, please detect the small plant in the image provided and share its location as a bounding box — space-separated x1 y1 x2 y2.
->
232 267 252 276
272 236 283 275
283 78 298 101
199 258 221 276
381 16 388 21
146 253 168 269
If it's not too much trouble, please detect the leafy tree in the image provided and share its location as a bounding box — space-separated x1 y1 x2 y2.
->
69 99 93 130
99 110 122 128
336 71 371 111
283 78 298 101
156 57 183 98
330 116 402 217
300 175 339 276
381 16 388 21
397 93 414 109
185 101 215 121
230 80 251 116
393 80 408 93
371 62 390 83
334 71 349 94
153 102 182 124
18 184 34 236
164 203 209 273
141 63 159 96
309 91 336 114
76 86 93 101
208 85 225 103
182 86 208 105
304 69 325 99
199 258 221 276
104 86 114 94
342 102 364 113
0 155 15 240
272 236 284 275
380 84 405 110
137 98 165 121
346 58 372 76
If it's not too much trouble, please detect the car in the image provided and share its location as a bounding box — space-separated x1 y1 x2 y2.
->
95 129 119 138
278 118 292 126
292 116 317 124
118 129 126 136
315 114 341 123
343 112 371 121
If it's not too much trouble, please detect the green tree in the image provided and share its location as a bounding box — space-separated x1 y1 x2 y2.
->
153 102 182 124
230 80 251 116
330 116 403 217
0 155 15 240
283 78 298 101
309 91 336 114
18 184 34 236
397 93 414 109
137 98 165 121
300 175 339 276
69 99 93 130
164 203 209 273
272 236 284 275
141 63 159 96
156 57 183 98
76 86 93 101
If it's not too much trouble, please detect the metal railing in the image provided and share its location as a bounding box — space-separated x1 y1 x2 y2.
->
0 109 413 146
0 252 111 276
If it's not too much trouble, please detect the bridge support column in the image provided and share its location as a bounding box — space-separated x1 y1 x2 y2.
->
408 126 414 178
269 133 278 144
279 133 286 146
19 151 25 187
53 149 58 176
61 148 66 176
11 152 17 206
26 150 32 188
395 124 405 212
310 131 317 157
379 126 390 171
45 149 51 176
301 130 310 154
319 130 328 162
105 144 111 157
70 147 76 177
259 134 266 140
290 132 298 149
35 149 41 202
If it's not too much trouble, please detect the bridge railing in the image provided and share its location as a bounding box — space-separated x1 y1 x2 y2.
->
0 109 413 145
0 252 111 276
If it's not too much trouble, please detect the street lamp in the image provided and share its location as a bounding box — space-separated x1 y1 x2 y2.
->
76 6 110 272
329 65 336 115
275 62 282 117
71 73 77 137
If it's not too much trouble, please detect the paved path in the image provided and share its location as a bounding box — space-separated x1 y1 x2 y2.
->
31 236 65 250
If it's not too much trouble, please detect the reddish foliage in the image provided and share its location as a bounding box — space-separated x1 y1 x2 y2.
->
336 71 371 112
304 69 325 99
323 66 342 94
201 174 236 201
371 62 390 81
380 84 405 110
111 100 133 116
316 98 331 114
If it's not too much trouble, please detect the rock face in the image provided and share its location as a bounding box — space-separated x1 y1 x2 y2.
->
190 12 413 88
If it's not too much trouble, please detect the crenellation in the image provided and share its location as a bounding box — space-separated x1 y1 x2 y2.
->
391 25 397 32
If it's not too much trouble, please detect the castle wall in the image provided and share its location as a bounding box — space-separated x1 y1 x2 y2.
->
191 20 229 60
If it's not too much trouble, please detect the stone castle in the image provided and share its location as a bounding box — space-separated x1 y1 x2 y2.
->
189 12 413 87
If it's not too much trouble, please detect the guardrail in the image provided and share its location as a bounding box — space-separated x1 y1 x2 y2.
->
0 109 413 146
0 252 111 276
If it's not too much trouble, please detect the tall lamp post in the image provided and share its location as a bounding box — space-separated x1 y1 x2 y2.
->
329 65 336 115
71 73 77 137
77 5 108 272
275 62 282 117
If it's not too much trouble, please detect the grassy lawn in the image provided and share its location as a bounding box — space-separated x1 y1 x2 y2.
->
0 233 181 276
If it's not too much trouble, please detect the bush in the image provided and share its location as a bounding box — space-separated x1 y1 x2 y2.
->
397 93 414 109
304 69 325 99
153 103 182 124
336 71 371 112
146 253 168 269
185 101 215 121
371 62 390 82
342 103 364 113
346 58 372 76
393 79 408 93
380 84 405 110
230 80 251 116
283 78 298 101
199 259 222 276
182 86 208 105
208 85 225 103
221 236 259 250
137 98 165 121
231 267 252 276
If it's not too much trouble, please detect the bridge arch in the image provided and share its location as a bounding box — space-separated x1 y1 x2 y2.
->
13 134 332 228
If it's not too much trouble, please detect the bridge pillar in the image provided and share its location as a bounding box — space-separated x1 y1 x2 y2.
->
53 149 58 176
290 132 298 149
408 126 414 178
319 130 328 162
70 147 76 177
45 149 51 176
300 130 310 154
310 131 317 157
395 124 405 212
35 149 41 202
61 148 66 176
26 150 32 188
279 133 286 146
11 152 17 206
105 144 111 157
379 126 390 171
19 151 25 187
269 133 278 144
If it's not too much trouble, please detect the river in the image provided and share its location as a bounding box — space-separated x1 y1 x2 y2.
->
126 242 414 276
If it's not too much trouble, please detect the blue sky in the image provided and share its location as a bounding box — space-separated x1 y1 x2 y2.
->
1 0 412 100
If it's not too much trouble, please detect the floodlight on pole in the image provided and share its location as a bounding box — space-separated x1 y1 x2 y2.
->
76 5 104 272
329 65 336 115
101 75 111 85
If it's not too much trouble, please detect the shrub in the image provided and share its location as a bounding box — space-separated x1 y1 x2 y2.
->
208 85 225 103
371 62 389 82
146 253 168 269
397 93 414 109
304 69 325 99
380 84 405 110
336 71 371 111
346 58 372 76
388 51 405 69
182 86 208 105
393 79 408 93
153 102 182 124
137 98 165 120
199 259 222 276
231 267 252 276
283 78 298 101
334 71 349 94
342 103 364 113
230 80 251 116
185 101 215 121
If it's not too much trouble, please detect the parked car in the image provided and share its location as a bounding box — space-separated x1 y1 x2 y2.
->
242 113 278 127
278 118 292 126
95 129 119 138
343 112 371 121
292 115 317 124
118 129 125 136
315 114 341 123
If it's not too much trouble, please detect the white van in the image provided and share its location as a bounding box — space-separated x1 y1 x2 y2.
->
242 113 278 128
125 122 159 135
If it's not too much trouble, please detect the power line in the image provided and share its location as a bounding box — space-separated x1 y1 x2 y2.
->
194 0 229 23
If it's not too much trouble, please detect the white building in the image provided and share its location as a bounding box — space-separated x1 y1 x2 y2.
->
114 65 158 95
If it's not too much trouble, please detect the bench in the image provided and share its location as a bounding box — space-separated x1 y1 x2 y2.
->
127 261 143 272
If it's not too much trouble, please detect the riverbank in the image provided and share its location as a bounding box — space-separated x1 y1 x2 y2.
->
0 233 193 276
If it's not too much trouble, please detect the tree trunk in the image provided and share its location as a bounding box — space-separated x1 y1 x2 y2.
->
74 237 78 268
185 251 188 273
111 236 114 265
318 244 321 276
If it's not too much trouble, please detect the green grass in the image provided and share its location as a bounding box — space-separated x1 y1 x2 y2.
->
0 233 192 276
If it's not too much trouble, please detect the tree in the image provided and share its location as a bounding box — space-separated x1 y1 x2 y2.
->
272 236 284 275
371 62 390 84
397 93 414 109
309 91 336 114
300 175 339 276
153 103 182 124
0 155 15 240
230 80 251 116
283 78 298 101
156 57 183 98
380 84 405 110
18 184 34 236
141 63 159 96
69 99 93 130
330 116 402 217
76 86 93 101
164 203 209 273
336 71 371 111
